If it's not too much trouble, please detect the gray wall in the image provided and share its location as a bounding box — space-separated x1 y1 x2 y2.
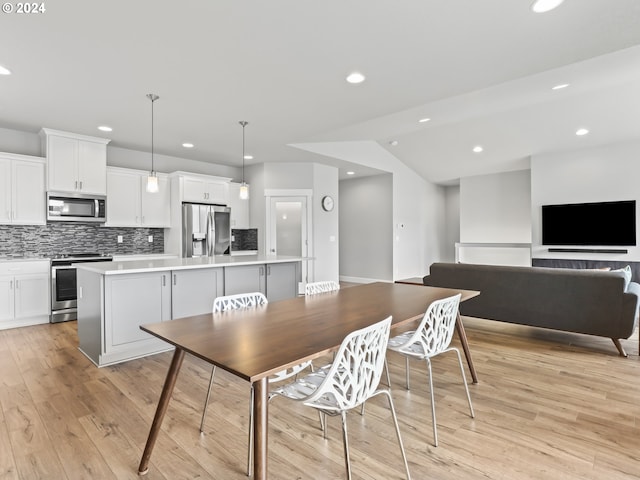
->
339 174 393 282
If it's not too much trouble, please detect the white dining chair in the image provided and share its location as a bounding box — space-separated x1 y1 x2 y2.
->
305 280 340 295
200 291 314 477
270 316 411 480
386 293 474 447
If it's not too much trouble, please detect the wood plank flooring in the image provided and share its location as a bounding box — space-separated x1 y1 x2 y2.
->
0 315 639 479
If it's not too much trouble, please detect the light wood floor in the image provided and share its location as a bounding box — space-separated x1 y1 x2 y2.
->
0 316 639 480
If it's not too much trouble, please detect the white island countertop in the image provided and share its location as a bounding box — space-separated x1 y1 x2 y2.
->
76 254 304 275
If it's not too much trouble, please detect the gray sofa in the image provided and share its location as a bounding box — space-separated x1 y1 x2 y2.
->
422 262 640 356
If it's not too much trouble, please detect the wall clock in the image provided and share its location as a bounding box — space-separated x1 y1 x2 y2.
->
321 195 334 212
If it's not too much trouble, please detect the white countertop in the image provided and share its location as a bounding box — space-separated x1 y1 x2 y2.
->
75 254 304 275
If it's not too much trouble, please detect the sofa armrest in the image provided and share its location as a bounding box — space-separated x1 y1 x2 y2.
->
624 281 640 334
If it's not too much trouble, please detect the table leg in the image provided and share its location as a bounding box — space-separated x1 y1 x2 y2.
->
138 348 186 475
253 377 268 480
455 312 478 384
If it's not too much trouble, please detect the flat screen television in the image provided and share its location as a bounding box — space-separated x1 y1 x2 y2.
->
542 200 636 246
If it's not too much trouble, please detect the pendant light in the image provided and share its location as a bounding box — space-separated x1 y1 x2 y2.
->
239 121 249 200
146 93 160 193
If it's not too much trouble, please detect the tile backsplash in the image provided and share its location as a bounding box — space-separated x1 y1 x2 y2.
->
0 224 164 257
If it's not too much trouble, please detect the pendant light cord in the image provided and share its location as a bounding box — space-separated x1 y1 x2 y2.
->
239 121 248 184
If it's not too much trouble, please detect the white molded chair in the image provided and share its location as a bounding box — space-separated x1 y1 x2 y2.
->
270 316 411 480
386 293 474 447
305 280 340 295
200 291 313 476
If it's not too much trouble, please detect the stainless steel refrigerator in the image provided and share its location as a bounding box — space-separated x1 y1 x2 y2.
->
182 203 231 257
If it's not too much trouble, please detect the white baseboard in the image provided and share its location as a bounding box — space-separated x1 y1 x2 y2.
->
339 275 391 284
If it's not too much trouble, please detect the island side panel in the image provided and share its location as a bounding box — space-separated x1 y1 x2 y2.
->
77 269 103 366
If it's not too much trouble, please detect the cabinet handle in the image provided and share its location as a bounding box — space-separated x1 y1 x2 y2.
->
173 274 177 286
267 265 271 276
79 181 83 190
162 275 166 287
75 180 78 190
9 280 13 290
259 266 264 276
15 280 19 289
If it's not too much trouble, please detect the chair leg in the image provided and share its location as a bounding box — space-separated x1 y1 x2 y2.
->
247 386 254 477
384 358 391 387
453 348 475 419
340 411 352 480
200 366 217 433
405 356 411 390
381 390 412 480
425 358 438 447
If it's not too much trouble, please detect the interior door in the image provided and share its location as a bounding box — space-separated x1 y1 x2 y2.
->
267 196 309 293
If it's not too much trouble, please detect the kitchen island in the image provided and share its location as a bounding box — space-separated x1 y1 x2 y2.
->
76 255 302 367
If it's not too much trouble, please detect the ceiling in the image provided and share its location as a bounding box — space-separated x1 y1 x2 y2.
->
1 1 640 185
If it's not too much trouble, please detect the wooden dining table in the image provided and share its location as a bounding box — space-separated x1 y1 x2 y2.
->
137 282 480 479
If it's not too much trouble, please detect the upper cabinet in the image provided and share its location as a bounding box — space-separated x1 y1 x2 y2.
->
180 173 230 205
0 153 46 225
40 128 111 195
106 167 171 228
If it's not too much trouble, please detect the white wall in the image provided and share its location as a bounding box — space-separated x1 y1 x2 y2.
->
460 170 531 243
457 169 532 266
443 186 460 262
339 174 393 282
531 139 640 261
247 161 340 284
292 141 448 280
312 164 339 283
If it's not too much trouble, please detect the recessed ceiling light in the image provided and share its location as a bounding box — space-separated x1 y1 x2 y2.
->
389 140 399 146
182 143 194 148
552 83 570 90
0 65 11 75
531 0 565 13
418 117 431 123
576 128 589 136
97 125 112 132
346 171 355 175
244 154 253 160
473 146 484 153
346 72 365 84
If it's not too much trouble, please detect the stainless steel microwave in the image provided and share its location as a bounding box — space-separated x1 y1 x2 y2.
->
47 192 107 223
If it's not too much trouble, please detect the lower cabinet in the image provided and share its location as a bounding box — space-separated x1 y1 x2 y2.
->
223 262 298 301
171 268 223 318
0 260 50 330
224 264 266 296
265 262 298 302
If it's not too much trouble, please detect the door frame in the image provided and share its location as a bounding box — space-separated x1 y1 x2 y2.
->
265 189 313 293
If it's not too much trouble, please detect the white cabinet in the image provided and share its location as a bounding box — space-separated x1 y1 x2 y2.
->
0 153 46 225
0 260 50 329
182 175 229 204
171 268 223 319
41 128 110 195
106 167 170 227
227 182 250 228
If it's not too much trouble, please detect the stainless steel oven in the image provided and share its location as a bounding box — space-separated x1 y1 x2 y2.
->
51 253 112 323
